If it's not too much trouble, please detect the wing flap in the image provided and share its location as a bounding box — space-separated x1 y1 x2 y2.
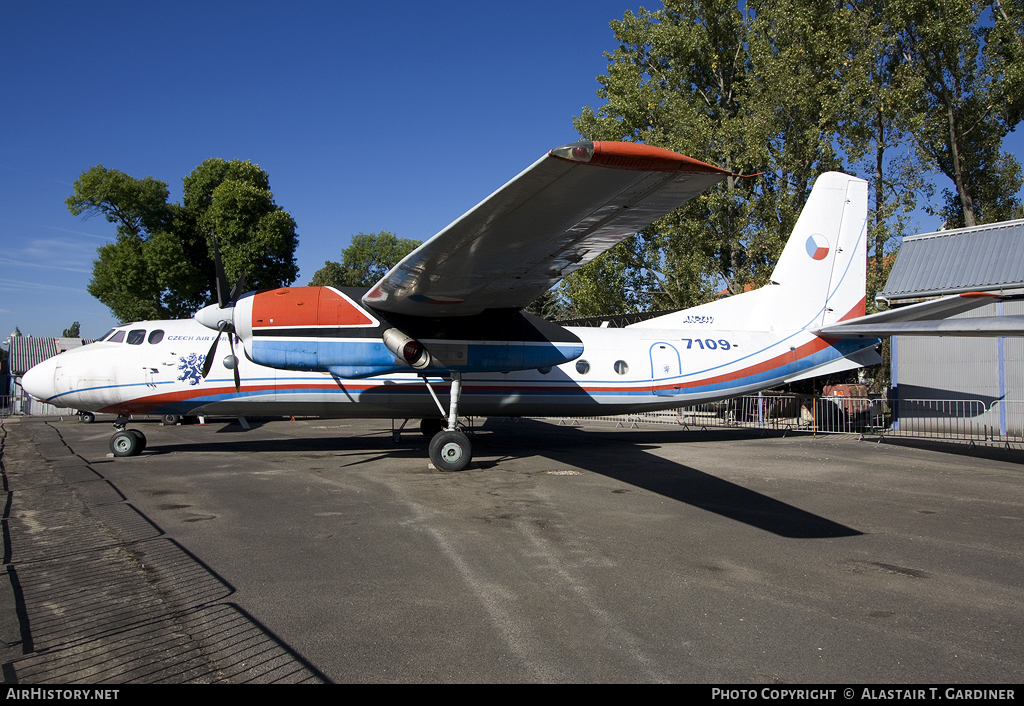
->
363 141 728 317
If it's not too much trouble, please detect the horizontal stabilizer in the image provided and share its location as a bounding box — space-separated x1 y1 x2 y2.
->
819 316 1024 338
815 291 1007 338
817 292 1021 338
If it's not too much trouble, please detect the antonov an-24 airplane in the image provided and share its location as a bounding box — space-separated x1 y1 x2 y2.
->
22 141 1023 470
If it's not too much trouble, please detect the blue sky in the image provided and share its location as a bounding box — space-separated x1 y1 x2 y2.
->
2 1 1022 342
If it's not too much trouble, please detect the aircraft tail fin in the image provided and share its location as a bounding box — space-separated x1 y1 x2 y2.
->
630 172 868 332
766 172 868 330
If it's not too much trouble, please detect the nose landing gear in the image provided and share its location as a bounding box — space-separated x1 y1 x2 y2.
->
108 416 146 457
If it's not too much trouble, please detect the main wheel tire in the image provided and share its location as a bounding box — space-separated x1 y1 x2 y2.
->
161 414 179 426
79 412 95 424
109 430 140 457
129 429 147 453
420 418 446 438
429 430 472 472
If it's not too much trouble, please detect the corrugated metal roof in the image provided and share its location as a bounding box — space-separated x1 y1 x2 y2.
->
8 338 58 375
7 337 96 375
880 218 1024 301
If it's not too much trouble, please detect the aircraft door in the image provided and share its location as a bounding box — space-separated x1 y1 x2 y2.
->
650 342 681 396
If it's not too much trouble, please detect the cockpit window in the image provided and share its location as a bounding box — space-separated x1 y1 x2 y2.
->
98 329 115 341
108 330 126 343
126 329 146 345
148 330 164 344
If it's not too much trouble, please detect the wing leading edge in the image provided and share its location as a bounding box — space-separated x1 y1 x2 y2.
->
363 141 730 317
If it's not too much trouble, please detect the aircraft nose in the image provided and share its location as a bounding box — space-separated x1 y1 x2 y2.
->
21 356 58 402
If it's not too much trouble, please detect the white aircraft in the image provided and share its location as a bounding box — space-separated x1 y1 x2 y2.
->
22 141 1019 470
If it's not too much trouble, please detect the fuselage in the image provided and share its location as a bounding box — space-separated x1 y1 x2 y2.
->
22 317 876 419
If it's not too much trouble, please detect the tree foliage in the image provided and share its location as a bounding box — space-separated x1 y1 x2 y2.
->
562 0 1023 317
309 231 421 288
894 0 1024 227
68 160 298 323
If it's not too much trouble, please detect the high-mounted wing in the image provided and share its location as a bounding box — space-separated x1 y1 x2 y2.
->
818 292 1024 337
363 141 729 317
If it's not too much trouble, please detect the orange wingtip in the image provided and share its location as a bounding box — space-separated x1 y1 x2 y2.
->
959 292 1001 298
549 141 728 174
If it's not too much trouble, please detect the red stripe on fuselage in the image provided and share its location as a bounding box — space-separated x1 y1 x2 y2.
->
99 300 869 413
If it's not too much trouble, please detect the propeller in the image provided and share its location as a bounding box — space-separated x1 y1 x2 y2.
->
196 237 246 392
213 238 246 309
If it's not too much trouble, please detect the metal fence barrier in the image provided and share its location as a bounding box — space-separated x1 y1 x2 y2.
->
0 394 76 418
5 388 1023 448
547 394 1024 447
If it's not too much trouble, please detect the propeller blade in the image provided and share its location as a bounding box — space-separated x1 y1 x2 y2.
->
212 238 231 309
228 333 241 392
201 322 227 379
229 271 246 304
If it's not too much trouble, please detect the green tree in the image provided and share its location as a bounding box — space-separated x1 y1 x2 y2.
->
895 0 1023 227
523 287 572 321
567 0 858 315
570 1 756 312
61 322 80 338
65 165 173 238
566 0 1023 319
837 0 930 303
68 160 299 322
310 231 421 288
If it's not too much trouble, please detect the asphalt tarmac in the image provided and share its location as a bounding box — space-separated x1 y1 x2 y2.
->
1 415 1021 683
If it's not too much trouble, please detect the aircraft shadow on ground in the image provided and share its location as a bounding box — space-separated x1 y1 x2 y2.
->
476 419 862 539
152 419 861 540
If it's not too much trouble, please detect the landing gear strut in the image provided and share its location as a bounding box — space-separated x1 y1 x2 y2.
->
109 415 146 457
422 373 472 471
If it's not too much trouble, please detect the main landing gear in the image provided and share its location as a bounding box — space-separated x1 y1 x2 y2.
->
108 416 146 457
421 373 472 472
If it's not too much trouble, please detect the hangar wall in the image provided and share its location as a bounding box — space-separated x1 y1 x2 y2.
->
892 300 1024 436
881 218 1024 438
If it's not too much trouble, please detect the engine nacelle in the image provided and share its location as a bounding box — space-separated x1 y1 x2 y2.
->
381 328 432 369
234 287 398 376
229 286 583 378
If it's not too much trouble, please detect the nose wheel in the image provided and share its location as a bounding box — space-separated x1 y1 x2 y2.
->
109 429 146 457
109 415 146 457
